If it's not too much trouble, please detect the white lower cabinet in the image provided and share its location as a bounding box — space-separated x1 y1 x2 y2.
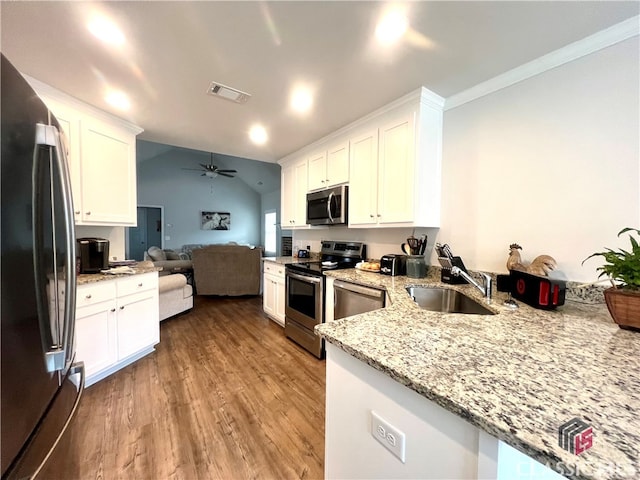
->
75 273 159 386
263 262 285 326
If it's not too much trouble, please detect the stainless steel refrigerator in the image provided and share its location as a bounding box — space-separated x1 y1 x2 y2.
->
1 54 84 479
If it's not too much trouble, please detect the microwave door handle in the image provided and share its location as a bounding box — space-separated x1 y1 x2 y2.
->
327 192 335 223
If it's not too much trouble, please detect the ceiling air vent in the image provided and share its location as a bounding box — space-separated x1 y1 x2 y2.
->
206 81 251 104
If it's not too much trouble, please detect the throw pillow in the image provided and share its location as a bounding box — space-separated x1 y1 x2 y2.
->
164 250 180 260
147 246 166 261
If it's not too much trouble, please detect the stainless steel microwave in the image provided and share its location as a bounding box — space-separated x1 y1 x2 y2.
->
306 185 348 226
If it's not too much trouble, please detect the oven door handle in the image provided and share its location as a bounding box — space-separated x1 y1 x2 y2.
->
287 271 322 284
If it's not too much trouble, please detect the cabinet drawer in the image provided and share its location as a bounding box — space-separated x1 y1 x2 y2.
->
117 273 158 297
264 262 285 277
76 281 116 308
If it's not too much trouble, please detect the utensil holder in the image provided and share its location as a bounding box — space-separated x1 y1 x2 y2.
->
439 256 468 284
406 255 427 278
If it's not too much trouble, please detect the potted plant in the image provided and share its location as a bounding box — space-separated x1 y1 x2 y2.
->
583 227 640 330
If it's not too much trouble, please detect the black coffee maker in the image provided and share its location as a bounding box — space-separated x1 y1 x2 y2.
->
77 237 109 274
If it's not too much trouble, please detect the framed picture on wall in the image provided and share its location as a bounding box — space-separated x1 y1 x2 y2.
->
201 211 231 230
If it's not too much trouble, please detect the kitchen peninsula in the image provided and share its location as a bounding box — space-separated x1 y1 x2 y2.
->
316 270 640 480
76 265 161 386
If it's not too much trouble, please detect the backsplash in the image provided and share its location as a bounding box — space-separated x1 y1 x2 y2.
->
75 226 125 260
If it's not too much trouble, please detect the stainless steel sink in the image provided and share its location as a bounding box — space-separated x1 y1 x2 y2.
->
406 286 495 315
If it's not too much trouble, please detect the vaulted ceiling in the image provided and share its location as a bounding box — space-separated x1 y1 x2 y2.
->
2 1 638 163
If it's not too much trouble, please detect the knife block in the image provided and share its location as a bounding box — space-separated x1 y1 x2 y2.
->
439 256 468 285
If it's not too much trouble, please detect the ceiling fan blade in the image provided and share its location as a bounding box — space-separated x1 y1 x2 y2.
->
216 169 237 173
182 168 206 171
218 172 235 178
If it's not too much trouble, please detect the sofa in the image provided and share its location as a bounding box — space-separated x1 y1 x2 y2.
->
191 244 263 296
158 272 194 321
136 260 194 321
145 246 193 272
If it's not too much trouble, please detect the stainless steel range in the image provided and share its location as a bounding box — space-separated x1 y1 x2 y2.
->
285 241 366 358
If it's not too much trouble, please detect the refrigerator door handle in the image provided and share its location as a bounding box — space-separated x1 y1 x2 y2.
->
34 123 77 373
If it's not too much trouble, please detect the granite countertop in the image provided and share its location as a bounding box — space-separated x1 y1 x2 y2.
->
316 269 640 479
77 265 161 285
263 256 316 265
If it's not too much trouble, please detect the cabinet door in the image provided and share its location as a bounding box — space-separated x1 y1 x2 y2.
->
80 117 137 225
116 291 159 361
274 274 286 325
281 164 295 228
263 272 277 318
307 151 327 191
378 115 415 224
326 141 349 187
75 300 117 378
349 130 379 226
293 159 308 226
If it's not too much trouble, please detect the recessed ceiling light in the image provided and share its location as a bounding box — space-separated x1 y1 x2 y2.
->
88 16 125 46
375 9 408 46
290 86 314 114
249 125 268 145
105 90 131 111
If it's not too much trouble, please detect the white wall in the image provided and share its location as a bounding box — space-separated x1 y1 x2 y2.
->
440 37 638 282
137 149 262 249
76 226 125 261
296 37 639 283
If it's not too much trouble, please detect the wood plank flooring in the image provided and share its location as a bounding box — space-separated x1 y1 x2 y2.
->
40 296 326 479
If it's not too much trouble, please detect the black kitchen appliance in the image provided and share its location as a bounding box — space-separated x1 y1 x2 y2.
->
380 254 407 276
509 270 566 310
1 54 84 479
285 240 366 358
77 237 109 274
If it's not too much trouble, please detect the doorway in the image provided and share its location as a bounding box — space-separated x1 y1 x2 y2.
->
127 206 163 260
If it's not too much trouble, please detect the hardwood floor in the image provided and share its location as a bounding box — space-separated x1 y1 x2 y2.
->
41 296 326 479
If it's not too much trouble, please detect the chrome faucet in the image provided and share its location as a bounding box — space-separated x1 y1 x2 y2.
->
450 267 493 302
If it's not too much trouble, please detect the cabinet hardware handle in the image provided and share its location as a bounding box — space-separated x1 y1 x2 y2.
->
370 214 374 218
86 211 91 215
110 308 116 312
326 178 329 182
120 306 125 310
86 294 92 299
74 211 80 214
377 214 381 217
138 283 143 287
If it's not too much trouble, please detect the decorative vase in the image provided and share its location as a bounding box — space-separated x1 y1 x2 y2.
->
603 287 640 331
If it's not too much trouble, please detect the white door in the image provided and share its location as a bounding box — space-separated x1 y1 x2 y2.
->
349 130 379 226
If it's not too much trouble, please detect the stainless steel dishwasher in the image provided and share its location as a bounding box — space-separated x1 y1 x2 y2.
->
334 280 385 320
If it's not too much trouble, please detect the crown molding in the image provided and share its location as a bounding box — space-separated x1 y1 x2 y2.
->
445 15 640 111
23 74 143 134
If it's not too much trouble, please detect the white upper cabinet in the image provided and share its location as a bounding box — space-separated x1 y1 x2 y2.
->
27 76 143 226
348 130 379 226
308 141 349 191
281 157 309 228
79 116 137 224
281 86 444 229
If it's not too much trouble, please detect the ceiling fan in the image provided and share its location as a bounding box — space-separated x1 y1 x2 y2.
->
183 153 237 178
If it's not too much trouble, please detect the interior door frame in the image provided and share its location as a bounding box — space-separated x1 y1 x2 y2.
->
125 204 165 259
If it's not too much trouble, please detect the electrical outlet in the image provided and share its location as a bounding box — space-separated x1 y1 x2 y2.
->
371 411 406 463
